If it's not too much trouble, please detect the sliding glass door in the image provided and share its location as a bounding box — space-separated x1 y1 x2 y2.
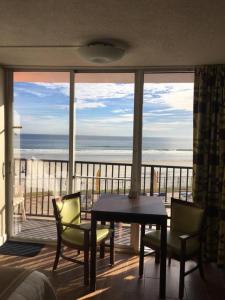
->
12 72 70 240
142 72 194 223
73 72 135 247
10 70 135 248
8 68 194 249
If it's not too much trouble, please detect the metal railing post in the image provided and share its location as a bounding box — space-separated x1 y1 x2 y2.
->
150 166 154 196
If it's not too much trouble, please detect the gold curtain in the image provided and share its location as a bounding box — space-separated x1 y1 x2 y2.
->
193 65 225 266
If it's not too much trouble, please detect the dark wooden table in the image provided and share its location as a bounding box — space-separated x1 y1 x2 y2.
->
90 194 167 298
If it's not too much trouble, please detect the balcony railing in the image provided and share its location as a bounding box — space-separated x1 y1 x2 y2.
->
14 158 193 218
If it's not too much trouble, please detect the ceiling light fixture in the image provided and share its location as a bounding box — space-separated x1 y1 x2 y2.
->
77 40 127 64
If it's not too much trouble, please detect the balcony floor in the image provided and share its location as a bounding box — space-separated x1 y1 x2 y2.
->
13 217 131 246
0 244 224 300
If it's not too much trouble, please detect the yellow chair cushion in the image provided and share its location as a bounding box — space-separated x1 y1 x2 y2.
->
143 230 200 258
57 197 80 225
61 223 110 247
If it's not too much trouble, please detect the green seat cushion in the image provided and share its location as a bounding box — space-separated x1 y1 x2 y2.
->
57 197 80 225
61 223 110 247
143 230 200 258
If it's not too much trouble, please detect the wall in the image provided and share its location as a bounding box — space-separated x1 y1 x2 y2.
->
0 68 6 245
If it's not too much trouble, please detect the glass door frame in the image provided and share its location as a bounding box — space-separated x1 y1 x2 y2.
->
73 70 140 251
5 69 74 241
5 66 194 250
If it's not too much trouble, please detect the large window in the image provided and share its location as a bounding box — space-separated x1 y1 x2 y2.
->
11 71 136 247
74 73 135 247
12 72 70 239
142 72 194 201
8 69 194 249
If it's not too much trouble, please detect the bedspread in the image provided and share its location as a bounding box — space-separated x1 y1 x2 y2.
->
0 268 57 300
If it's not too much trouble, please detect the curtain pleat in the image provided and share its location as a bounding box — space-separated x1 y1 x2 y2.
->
193 65 225 266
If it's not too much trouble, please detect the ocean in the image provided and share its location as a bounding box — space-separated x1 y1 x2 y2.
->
14 134 193 166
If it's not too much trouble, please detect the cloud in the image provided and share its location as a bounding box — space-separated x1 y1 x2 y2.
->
112 108 131 113
146 107 179 113
32 82 115 110
31 82 193 112
14 86 46 97
143 112 174 117
144 83 193 111
76 101 106 109
16 81 193 137
33 82 69 96
143 120 193 137
74 83 134 101
76 119 133 136
32 82 134 101
55 104 69 110
162 89 193 111
21 115 69 134
84 113 133 124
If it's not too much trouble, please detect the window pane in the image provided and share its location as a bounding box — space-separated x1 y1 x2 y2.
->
13 72 70 240
142 72 194 203
74 73 135 247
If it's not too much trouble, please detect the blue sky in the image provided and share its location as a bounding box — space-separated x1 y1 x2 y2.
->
14 81 193 138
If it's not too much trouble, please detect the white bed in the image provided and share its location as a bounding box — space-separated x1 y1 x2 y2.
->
0 268 57 300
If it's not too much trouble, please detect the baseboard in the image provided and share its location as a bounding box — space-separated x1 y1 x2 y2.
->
0 233 7 246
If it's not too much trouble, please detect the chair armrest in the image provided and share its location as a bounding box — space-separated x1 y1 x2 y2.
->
178 231 201 257
82 209 92 214
178 232 200 241
97 224 112 230
61 222 91 232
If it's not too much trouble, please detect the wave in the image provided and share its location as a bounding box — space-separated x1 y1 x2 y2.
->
16 148 69 154
15 148 193 155
143 148 193 152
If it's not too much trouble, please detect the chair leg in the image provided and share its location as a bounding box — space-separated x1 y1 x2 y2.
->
100 241 105 258
84 247 89 285
198 253 205 280
139 224 145 278
168 257 172 266
110 221 115 265
179 259 185 299
155 224 160 264
53 239 61 271
20 201 27 221
155 250 160 264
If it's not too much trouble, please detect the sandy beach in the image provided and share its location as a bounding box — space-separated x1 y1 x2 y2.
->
15 148 192 167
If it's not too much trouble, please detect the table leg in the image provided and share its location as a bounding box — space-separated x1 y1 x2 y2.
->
160 218 167 298
90 214 97 291
100 221 106 258
110 221 115 265
139 224 145 278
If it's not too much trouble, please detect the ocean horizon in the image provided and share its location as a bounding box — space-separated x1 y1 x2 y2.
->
14 133 193 166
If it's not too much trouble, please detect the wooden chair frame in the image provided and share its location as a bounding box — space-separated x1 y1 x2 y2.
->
52 192 114 285
139 198 206 299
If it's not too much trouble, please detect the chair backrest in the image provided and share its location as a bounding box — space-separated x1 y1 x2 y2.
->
170 198 205 234
52 192 81 235
14 184 23 197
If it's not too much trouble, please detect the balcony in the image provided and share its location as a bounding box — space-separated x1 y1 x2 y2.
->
12 158 192 246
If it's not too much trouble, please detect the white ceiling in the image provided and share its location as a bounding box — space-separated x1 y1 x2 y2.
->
0 0 225 67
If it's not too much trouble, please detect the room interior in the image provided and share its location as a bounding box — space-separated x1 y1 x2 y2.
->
0 1 225 300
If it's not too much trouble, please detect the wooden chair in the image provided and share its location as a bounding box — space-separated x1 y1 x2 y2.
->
52 192 114 285
139 198 206 299
13 184 26 221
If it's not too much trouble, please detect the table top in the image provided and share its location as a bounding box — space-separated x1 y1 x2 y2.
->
92 194 167 218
